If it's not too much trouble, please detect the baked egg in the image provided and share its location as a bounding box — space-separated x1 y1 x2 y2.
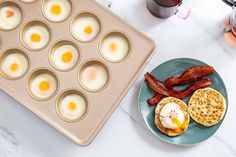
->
71 13 100 42
43 0 71 22
57 92 87 121
0 4 22 30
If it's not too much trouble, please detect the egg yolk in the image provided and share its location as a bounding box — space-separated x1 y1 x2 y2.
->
88 69 97 81
51 4 61 15
6 10 14 18
84 26 93 35
67 102 77 111
61 52 73 63
180 120 188 130
31 33 41 42
10 63 18 72
109 42 117 52
171 117 182 128
171 117 187 133
39 81 50 91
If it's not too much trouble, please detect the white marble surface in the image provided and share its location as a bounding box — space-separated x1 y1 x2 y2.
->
1 0 236 156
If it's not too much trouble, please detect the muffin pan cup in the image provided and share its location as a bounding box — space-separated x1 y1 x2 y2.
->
49 39 81 72
26 68 59 101
70 11 102 43
0 0 156 146
0 48 30 80
78 60 110 93
20 20 52 51
0 1 23 31
41 0 72 23
55 89 89 123
99 31 132 63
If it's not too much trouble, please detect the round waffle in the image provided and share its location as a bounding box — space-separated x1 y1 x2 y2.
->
188 88 226 127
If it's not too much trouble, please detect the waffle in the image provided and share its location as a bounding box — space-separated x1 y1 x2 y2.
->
188 88 226 126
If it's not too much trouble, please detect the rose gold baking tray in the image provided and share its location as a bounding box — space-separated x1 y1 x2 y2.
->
0 0 156 146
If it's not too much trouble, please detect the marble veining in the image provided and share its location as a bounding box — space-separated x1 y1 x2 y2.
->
100 0 112 8
0 126 23 157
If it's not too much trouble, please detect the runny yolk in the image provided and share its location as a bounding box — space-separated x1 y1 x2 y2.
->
6 10 14 18
51 4 61 15
61 52 73 63
10 63 18 72
109 42 117 52
39 81 50 91
31 33 41 42
171 117 187 133
88 69 97 81
180 120 188 130
67 102 77 111
171 118 182 128
84 26 93 35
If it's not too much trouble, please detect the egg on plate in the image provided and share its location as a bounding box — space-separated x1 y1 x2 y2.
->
155 97 190 136
0 4 22 30
57 92 87 121
79 63 108 91
71 13 100 42
22 24 50 50
29 72 57 99
50 43 79 71
43 0 71 22
0 50 28 78
100 33 130 62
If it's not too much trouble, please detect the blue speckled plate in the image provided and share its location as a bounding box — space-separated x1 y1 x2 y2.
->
138 58 228 146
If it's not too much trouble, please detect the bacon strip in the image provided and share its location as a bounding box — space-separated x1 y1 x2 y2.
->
147 93 164 106
145 72 213 100
164 66 214 88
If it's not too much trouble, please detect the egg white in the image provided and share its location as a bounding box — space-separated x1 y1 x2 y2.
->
71 14 100 42
51 44 79 70
101 35 130 62
23 25 50 50
1 52 28 78
160 102 184 129
0 6 22 30
58 94 87 121
30 73 57 99
43 0 71 22
80 64 108 91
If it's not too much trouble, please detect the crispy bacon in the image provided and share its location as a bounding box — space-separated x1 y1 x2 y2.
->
173 79 213 99
164 66 214 88
145 72 213 100
147 93 164 106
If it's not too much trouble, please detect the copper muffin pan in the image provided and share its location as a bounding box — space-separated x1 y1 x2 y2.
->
0 0 156 146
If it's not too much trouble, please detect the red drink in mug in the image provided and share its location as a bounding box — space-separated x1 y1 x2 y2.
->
147 0 190 19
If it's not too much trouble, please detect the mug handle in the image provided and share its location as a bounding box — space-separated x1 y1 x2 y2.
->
225 18 236 32
224 6 236 32
176 5 191 19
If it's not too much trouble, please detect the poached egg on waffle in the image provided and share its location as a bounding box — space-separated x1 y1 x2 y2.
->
155 97 189 136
